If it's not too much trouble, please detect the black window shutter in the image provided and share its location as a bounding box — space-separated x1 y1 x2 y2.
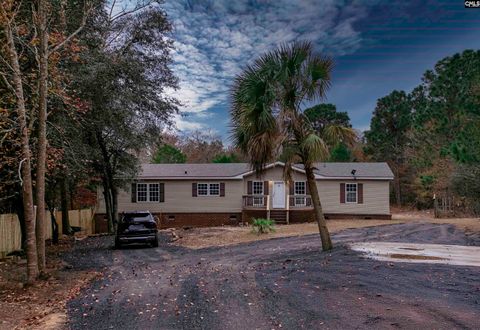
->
220 182 225 197
306 181 310 195
340 183 345 203
264 181 269 195
192 183 197 197
131 183 137 203
358 183 363 204
159 183 165 203
247 181 252 194
289 181 294 195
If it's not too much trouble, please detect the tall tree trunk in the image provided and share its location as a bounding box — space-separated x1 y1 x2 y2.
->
96 131 115 233
1 12 39 282
393 165 402 206
14 194 27 251
60 177 71 235
305 166 333 251
46 199 59 244
35 0 49 273
102 176 114 233
111 185 118 233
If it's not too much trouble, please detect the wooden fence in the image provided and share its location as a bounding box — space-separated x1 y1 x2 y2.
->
434 195 455 218
0 208 94 258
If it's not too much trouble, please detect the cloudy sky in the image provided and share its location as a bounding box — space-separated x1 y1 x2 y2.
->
163 0 480 140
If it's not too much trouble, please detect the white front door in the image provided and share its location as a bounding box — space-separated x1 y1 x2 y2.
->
272 181 285 209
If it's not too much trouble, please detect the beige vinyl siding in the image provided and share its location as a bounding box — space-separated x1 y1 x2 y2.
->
317 180 390 215
97 180 244 214
243 166 308 209
243 166 307 192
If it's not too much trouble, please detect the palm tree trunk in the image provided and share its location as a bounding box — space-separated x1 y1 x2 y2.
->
305 166 333 251
1 11 39 283
35 0 49 274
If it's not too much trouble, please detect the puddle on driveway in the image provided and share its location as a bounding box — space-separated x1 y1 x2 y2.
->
349 242 480 267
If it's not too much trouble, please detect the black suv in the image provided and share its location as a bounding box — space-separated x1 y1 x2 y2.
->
115 211 159 248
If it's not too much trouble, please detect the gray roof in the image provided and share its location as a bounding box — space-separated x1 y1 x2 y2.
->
140 163 250 178
309 162 393 178
140 162 393 180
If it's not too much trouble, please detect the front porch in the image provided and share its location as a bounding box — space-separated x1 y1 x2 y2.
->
242 194 313 224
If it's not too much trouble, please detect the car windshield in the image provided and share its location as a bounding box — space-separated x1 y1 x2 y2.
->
122 213 151 223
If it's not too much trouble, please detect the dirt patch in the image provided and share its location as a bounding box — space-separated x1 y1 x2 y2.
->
0 238 100 330
171 214 480 249
389 254 446 260
171 219 406 249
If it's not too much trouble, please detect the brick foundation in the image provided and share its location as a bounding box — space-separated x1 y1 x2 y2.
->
287 210 392 221
324 213 392 220
156 212 242 229
242 210 268 224
289 210 316 223
93 211 392 233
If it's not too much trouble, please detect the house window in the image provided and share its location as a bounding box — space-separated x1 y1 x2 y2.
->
137 183 160 202
137 183 148 202
197 183 220 196
209 183 220 196
252 181 264 195
294 181 306 206
346 183 357 203
252 181 264 206
294 181 306 195
198 183 208 196
149 183 159 202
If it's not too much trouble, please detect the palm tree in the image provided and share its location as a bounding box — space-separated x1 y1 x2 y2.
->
230 41 356 251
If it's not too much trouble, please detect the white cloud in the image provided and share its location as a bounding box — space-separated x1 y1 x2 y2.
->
164 0 371 133
172 115 205 131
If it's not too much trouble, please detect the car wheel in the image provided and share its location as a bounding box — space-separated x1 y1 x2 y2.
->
152 236 159 248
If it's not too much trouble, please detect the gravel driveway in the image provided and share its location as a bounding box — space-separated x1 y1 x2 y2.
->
65 223 480 329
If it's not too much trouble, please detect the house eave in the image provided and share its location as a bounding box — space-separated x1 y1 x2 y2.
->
136 176 244 180
316 176 394 181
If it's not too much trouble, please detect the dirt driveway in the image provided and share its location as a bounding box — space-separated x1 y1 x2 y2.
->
65 223 480 329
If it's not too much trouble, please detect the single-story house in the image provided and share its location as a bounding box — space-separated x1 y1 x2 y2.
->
95 161 394 230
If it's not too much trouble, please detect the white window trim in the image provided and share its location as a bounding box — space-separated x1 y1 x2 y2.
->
294 181 307 206
294 181 306 195
137 183 148 202
149 183 160 202
252 181 264 195
137 183 160 202
197 182 221 197
345 183 358 204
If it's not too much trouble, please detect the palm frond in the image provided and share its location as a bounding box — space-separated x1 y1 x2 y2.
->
322 125 358 147
230 40 335 172
300 132 329 162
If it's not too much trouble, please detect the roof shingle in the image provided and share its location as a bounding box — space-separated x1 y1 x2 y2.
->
139 162 393 179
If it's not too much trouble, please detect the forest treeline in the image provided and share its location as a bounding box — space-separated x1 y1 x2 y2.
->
364 50 480 213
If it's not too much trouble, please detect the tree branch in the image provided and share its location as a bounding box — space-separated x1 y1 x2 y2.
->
110 0 153 22
48 2 93 54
